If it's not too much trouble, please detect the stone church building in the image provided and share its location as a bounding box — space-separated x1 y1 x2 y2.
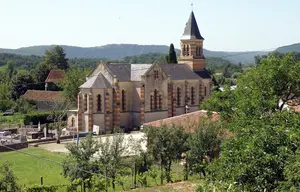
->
68 11 213 133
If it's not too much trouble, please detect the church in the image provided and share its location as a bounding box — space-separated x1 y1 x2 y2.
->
68 11 213 133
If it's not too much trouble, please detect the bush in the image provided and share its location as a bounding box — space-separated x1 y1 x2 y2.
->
23 112 66 125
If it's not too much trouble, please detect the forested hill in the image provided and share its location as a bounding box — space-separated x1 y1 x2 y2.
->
1 42 300 67
0 44 270 64
275 43 300 53
0 52 236 73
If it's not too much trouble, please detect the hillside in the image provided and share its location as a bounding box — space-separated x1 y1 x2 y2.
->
0 44 270 64
275 43 300 53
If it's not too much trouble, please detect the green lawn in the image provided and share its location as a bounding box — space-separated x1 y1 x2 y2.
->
0 148 201 191
0 148 69 186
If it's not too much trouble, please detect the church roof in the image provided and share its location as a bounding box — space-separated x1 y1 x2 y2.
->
131 64 152 81
181 11 204 40
106 63 152 81
106 63 131 81
80 74 112 89
159 64 203 80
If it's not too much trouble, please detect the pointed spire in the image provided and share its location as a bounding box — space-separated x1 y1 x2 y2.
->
181 11 204 40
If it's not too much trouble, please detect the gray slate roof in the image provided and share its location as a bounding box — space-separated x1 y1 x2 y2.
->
80 74 112 88
131 64 152 81
181 11 204 40
159 64 207 80
106 63 131 81
106 63 152 81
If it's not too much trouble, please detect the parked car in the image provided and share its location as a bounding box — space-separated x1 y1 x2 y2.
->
3 109 14 116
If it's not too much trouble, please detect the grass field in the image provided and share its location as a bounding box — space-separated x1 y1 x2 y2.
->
0 148 69 186
0 147 201 191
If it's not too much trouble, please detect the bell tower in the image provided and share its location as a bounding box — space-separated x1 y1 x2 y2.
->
178 11 206 71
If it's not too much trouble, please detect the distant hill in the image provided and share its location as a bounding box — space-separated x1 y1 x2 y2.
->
275 43 300 53
1 43 299 64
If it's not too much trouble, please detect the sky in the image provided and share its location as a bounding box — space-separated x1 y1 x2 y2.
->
0 0 299 51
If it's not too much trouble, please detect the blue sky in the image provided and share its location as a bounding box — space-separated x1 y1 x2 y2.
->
1 0 299 51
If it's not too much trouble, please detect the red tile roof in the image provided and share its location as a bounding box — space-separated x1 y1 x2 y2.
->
45 70 65 83
287 98 300 112
144 110 220 133
23 90 64 101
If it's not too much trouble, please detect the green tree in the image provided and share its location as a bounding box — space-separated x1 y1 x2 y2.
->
11 72 35 100
0 83 13 111
44 45 69 70
202 54 300 119
60 67 90 102
6 60 15 80
166 43 178 64
207 111 300 191
146 125 188 184
97 129 128 191
0 162 20 192
187 118 223 178
62 134 100 190
200 84 236 121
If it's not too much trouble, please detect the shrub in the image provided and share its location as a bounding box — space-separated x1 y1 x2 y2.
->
23 112 66 125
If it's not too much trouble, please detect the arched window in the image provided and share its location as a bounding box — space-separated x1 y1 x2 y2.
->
71 117 75 127
84 94 87 111
191 87 195 105
186 45 190 56
204 86 207 96
154 89 158 110
122 90 126 111
177 87 181 106
183 45 186 56
159 94 162 110
97 94 102 112
150 95 154 111
196 47 200 56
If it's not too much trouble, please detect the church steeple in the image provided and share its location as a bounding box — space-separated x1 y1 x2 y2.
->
179 11 206 72
181 11 204 40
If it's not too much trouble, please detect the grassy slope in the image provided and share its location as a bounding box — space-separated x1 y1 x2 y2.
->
0 148 68 186
0 147 201 191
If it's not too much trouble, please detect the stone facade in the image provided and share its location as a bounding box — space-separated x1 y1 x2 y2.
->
68 11 213 133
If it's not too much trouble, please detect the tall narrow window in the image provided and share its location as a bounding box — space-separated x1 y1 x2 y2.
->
154 89 158 110
84 94 87 111
150 95 154 111
122 90 126 111
97 94 101 112
154 70 159 79
183 45 186 56
191 87 195 105
177 87 181 106
71 117 75 127
196 47 200 56
204 86 207 96
158 94 162 110
187 45 190 56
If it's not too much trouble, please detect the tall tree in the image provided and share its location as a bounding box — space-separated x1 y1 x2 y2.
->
146 125 188 184
6 60 15 80
59 67 90 102
187 118 224 178
11 72 35 100
62 135 101 190
97 129 128 191
0 163 20 192
44 45 69 70
207 111 300 191
166 43 178 64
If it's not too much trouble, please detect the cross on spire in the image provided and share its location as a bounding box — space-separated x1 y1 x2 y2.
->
191 0 193 11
